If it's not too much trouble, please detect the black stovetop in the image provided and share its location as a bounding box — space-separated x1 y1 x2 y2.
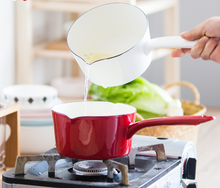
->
2 153 180 188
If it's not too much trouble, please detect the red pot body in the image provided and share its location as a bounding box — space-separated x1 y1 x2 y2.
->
52 101 214 160
52 111 135 159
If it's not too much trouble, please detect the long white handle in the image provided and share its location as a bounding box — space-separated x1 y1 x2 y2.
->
145 36 198 55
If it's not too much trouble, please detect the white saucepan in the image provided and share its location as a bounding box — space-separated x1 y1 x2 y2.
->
67 3 197 87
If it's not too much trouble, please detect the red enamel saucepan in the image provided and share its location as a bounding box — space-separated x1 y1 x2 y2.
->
52 101 214 160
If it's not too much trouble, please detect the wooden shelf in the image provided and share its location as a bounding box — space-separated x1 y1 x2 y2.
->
0 104 20 168
32 0 176 15
33 39 74 59
32 0 100 13
137 0 176 15
33 38 172 61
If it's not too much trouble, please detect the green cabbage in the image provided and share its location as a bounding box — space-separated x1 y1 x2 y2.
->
88 77 182 120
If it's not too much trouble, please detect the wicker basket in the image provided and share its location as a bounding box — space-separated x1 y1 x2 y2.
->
135 81 207 144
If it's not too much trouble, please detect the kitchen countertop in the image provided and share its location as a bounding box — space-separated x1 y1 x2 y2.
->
0 107 219 188
196 107 220 187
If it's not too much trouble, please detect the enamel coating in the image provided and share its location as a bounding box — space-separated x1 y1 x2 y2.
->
52 111 135 159
52 101 214 159
67 3 196 87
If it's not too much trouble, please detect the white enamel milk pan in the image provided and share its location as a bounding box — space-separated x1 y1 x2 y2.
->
67 3 197 87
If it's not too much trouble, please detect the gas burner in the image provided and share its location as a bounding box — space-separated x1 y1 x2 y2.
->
71 160 108 176
2 136 198 188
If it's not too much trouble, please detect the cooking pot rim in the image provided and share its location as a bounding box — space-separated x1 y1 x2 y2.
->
52 101 137 119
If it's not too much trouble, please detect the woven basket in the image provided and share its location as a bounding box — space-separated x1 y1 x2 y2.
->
135 81 207 144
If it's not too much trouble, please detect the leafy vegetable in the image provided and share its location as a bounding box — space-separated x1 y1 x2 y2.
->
89 77 183 120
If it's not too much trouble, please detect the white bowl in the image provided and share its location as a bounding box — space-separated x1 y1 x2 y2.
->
20 110 52 119
20 98 63 119
20 125 56 155
20 118 53 126
51 77 91 98
2 84 58 110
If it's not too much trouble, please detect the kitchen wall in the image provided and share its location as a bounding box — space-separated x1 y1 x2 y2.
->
0 0 219 106
144 0 220 107
179 0 220 107
0 0 15 96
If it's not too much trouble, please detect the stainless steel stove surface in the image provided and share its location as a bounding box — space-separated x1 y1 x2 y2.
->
2 136 197 188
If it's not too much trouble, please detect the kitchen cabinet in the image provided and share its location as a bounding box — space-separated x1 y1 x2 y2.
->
15 0 180 96
0 104 20 168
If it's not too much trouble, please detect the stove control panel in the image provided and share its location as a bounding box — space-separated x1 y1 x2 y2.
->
182 180 197 188
187 182 197 188
183 158 197 179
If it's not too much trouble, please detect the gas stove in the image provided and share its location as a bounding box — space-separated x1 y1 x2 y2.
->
2 135 197 188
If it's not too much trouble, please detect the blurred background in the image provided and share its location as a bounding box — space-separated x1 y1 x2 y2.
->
0 0 220 106
1 1 220 186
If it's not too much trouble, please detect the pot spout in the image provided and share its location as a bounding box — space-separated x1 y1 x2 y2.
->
127 115 215 139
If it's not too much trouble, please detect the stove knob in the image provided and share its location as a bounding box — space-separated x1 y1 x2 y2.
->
183 158 197 180
186 182 197 188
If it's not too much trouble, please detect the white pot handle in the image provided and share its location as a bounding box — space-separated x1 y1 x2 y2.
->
145 36 198 55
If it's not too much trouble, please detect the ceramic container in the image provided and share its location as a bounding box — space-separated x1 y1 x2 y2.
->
2 84 58 110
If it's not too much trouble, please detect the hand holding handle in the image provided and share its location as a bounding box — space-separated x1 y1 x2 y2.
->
145 36 198 55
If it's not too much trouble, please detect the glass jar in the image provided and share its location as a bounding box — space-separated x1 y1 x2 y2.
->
0 103 7 170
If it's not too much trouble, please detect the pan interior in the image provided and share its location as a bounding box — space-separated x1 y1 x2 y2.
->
67 3 148 60
52 101 136 119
